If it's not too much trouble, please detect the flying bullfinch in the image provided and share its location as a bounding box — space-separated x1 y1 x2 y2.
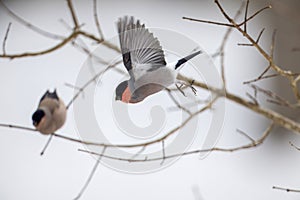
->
115 16 202 103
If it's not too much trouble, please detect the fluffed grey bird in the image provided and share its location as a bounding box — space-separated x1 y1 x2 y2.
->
115 16 202 103
32 90 67 134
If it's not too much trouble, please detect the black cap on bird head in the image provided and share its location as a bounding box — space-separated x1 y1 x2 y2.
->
115 81 128 101
32 109 45 126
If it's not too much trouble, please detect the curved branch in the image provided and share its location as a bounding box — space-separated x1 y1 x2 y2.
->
0 32 79 59
0 0 64 40
67 0 79 29
79 123 274 162
177 74 300 134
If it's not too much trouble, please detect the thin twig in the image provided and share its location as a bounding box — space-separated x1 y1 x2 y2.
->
93 0 104 39
216 1 245 91
183 4 271 29
0 1 120 59
238 28 265 46
0 31 79 59
160 140 166 165
270 29 277 59
0 123 37 132
273 186 300 193
79 123 274 162
289 141 300 151
0 97 216 150
66 60 122 109
67 0 79 29
243 0 249 33
243 64 271 84
178 74 300 134
2 22 12 55
182 17 233 27
238 5 272 26
0 1 64 40
59 18 108 64
167 98 211 112
246 92 258 105
65 83 84 91
0 113 274 163
187 0 300 106
236 129 255 143
166 89 192 115
250 84 295 108
40 134 53 156
256 28 266 44
130 146 146 159
74 147 106 200
214 0 292 78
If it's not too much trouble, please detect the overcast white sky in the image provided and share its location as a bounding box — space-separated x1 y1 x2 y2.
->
1 0 300 200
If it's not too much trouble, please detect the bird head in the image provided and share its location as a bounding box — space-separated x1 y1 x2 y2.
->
115 80 131 103
32 109 45 127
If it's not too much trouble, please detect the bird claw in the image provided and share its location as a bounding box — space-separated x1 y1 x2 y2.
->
190 80 197 95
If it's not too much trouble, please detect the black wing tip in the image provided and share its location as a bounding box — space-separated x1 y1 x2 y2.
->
175 50 202 70
40 89 59 102
117 16 145 29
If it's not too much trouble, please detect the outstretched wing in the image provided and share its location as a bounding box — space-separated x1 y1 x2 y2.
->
117 16 166 74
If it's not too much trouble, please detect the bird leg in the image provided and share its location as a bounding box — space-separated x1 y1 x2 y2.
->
189 80 197 95
175 80 197 96
176 82 186 97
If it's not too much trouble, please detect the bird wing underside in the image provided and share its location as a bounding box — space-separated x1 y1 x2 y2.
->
117 16 166 74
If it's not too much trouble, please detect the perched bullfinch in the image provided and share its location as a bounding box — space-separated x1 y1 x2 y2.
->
32 90 66 135
115 16 202 103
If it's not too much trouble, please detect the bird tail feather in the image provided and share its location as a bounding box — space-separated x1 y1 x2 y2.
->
175 50 202 70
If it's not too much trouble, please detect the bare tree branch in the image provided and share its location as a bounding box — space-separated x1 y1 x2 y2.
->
243 0 249 33
2 22 12 55
66 60 122 109
0 97 217 150
78 123 274 162
178 74 300 134
40 134 53 156
74 147 106 200
250 84 296 108
184 0 300 107
0 31 78 59
67 0 79 29
182 17 233 27
216 1 245 91
273 186 300 193
0 1 64 40
289 141 300 151
243 64 271 84
160 140 166 165
93 0 104 39
238 5 272 27
166 89 192 115
0 1 120 59
238 28 265 46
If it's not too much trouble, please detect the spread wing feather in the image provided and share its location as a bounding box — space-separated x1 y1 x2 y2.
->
117 16 166 73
